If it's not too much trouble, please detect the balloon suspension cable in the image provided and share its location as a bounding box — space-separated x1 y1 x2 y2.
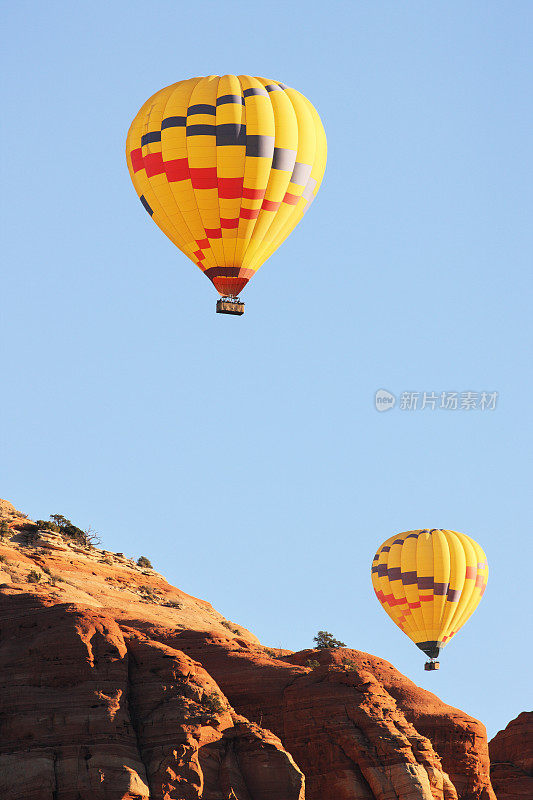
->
216 296 245 316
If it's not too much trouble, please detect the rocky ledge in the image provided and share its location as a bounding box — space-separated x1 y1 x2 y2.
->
0 499 520 799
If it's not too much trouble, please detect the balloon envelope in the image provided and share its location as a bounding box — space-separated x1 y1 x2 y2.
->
371 529 488 658
126 75 327 297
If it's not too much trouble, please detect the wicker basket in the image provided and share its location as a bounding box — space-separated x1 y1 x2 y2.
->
216 299 245 316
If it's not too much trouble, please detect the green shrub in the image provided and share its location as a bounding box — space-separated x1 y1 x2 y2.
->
48 515 100 547
313 630 346 649
306 659 320 669
137 556 153 568
139 585 160 602
27 569 42 583
35 520 60 532
340 656 356 668
203 691 226 715
0 554 6 564
0 521 10 539
221 620 240 634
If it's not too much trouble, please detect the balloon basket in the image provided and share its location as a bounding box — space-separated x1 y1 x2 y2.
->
216 297 245 316
424 660 440 671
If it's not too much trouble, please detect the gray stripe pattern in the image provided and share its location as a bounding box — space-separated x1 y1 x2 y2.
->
141 131 161 146
387 567 402 581
272 147 297 171
216 94 245 106
216 124 246 146
187 103 216 116
291 162 313 186
243 87 268 98
302 176 317 202
186 124 216 137
161 116 186 129
246 135 275 158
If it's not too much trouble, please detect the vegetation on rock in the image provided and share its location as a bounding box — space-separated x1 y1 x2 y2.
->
313 630 346 649
202 691 226 715
49 514 100 547
139 585 160 602
35 520 60 532
221 620 240 634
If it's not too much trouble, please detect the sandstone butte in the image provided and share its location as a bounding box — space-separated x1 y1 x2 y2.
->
489 712 533 799
0 498 526 800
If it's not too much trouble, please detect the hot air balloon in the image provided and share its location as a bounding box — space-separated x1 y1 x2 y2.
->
126 75 327 315
371 529 488 670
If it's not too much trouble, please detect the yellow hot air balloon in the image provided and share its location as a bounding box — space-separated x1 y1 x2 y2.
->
126 75 327 315
371 529 488 670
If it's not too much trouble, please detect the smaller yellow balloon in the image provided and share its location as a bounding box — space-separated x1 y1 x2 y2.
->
371 529 488 666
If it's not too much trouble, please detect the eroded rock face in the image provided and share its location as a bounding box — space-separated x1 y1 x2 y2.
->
0 499 497 799
489 712 533 799
0 594 150 800
0 593 304 800
145 630 495 800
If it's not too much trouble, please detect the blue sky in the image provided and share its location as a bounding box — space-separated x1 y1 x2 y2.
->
2 2 532 738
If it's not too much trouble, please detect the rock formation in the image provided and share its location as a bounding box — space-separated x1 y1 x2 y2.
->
489 712 533 799
0 499 498 799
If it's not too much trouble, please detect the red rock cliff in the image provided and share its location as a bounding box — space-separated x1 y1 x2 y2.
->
489 712 533 799
0 499 497 799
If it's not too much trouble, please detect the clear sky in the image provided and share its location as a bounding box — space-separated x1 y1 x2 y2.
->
2 1 532 739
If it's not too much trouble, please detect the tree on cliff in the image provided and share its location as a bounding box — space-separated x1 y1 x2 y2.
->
313 630 346 649
48 515 100 547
